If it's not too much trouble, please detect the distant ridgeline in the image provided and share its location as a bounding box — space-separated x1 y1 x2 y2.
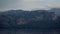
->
0 9 60 29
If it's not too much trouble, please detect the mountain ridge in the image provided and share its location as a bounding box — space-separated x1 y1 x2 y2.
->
0 9 60 29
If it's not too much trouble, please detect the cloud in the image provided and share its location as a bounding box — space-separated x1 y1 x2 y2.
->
0 0 60 11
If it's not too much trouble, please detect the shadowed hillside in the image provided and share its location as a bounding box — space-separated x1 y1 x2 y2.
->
0 9 60 29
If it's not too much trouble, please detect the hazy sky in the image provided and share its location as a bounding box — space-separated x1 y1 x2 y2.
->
0 0 60 11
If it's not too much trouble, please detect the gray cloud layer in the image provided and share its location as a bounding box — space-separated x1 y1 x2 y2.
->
0 0 60 11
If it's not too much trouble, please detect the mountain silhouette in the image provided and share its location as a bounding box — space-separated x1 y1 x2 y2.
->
0 9 60 29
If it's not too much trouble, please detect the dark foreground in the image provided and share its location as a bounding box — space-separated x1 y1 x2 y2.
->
0 29 60 34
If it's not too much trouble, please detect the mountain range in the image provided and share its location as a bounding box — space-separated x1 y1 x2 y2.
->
0 8 60 29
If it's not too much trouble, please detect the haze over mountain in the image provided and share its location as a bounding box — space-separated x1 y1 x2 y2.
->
48 8 60 16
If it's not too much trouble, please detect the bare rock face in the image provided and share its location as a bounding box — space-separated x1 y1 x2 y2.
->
16 18 27 25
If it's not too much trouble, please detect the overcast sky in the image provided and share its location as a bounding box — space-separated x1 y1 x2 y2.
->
0 0 60 11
